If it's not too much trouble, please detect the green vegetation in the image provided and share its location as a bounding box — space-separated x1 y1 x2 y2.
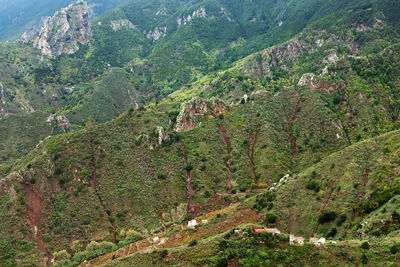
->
0 0 400 265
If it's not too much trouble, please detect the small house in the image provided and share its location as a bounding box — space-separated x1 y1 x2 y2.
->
201 219 208 224
309 237 326 246
254 228 281 235
290 235 304 246
188 219 198 229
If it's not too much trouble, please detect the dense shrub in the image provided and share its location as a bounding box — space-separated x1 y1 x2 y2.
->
326 227 337 238
318 211 337 224
390 244 398 254
360 241 370 250
306 180 320 193
53 250 71 261
157 173 167 180
336 214 347 227
125 229 143 242
189 240 198 246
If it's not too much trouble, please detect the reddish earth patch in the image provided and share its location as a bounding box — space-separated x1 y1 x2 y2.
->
320 187 335 214
283 97 301 159
89 141 117 243
336 92 352 146
180 140 198 215
218 124 232 192
360 168 369 199
287 206 291 234
25 184 52 266
246 130 259 185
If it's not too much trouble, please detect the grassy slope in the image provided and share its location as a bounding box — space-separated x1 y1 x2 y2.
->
0 0 400 265
0 0 385 165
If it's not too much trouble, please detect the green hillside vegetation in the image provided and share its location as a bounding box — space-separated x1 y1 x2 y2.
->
0 0 400 266
2 0 395 165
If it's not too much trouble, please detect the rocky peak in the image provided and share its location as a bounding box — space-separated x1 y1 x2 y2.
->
175 98 228 132
33 0 92 58
177 8 207 26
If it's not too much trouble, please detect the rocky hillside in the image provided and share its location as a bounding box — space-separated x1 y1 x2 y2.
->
0 0 400 266
33 1 92 58
0 0 129 40
1 0 391 166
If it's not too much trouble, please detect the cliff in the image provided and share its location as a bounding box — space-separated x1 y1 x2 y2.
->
33 0 92 58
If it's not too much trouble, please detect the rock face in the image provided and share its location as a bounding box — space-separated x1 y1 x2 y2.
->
177 8 207 26
46 114 71 132
175 98 228 132
146 27 167 42
110 19 135 31
33 1 92 57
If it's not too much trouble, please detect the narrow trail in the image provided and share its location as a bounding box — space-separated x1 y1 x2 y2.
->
218 124 232 193
336 91 352 146
360 169 369 199
89 141 117 243
284 98 301 158
287 206 291 234
0 80 5 105
180 140 196 215
320 186 335 214
25 185 53 266
246 130 259 185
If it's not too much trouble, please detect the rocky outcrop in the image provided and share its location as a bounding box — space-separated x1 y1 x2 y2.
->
157 126 169 145
46 114 71 132
177 8 207 26
110 19 135 31
146 27 167 42
33 0 92 58
298 73 341 93
175 98 228 132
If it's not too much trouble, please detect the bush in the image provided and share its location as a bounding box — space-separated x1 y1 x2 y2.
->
268 213 276 224
318 211 337 224
360 241 370 250
86 241 117 253
336 214 347 227
306 180 320 193
390 244 398 254
157 173 167 180
159 249 168 258
71 240 84 253
125 229 143 242
53 250 71 261
239 185 248 192
203 191 211 198
189 240 198 246
326 227 337 238
185 164 194 171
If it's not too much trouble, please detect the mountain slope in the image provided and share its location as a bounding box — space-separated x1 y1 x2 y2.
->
2 0 397 166
0 0 400 266
0 0 129 40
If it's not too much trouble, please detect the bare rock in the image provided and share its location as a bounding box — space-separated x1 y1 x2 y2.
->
33 0 92 58
175 98 228 132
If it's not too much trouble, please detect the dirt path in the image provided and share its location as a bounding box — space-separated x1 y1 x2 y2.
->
287 206 291 234
89 141 117 243
246 130 259 185
320 187 335 214
284 98 301 158
218 124 232 192
336 91 352 146
25 184 53 266
180 140 197 215
360 169 369 199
